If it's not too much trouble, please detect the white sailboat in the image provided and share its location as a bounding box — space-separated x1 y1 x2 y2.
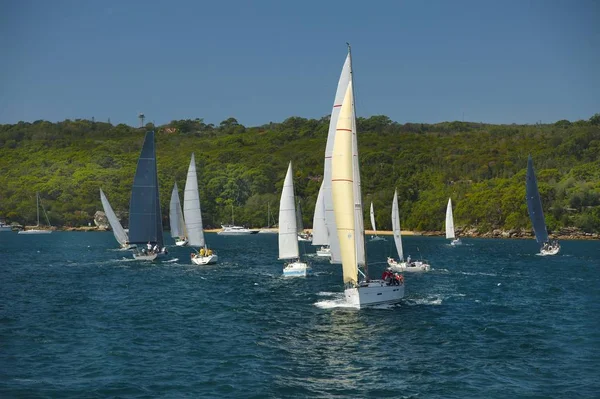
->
169 182 188 246
445 198 462 246
184 154 218 265
18 192 53 234
387 190 430 272
369 202 386 241
100 188 133 249
280 162 312 277
312 51 353 263
332 52 404 308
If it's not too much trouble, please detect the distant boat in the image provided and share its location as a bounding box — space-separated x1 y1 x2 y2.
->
100 188 133 249
526 155 560 256
331 46 404 308
369 202 386 241
445 198 462 246
184 154 218 265
387 190 430 273
296 199 312 242
279 162 312 277
258 202 278 233
169 182 188 246
18 192 53 234
128 131 166 260
218 205 258 235
0 220 12 232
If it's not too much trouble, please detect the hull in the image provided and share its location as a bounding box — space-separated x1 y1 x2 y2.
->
345 280 405 308
218 225 259 235
540 245 560 256
450 238 462 246
387 258 431 272
191 253 218 265
175 239 188 246
298 234 312 242
133 252 158 261
316 246 331 257
0 225 12 232
283 261 312 277
18 229 52 235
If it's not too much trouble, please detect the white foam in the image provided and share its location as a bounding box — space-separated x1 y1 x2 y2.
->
314 299 359 309
164 258 179 263
407 296 443 306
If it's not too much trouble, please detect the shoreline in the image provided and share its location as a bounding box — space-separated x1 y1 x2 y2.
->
24 226 599 240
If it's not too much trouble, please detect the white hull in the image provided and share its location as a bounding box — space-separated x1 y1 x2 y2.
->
298 234 312 242
18 229 52 235
283 260 312 277
387 258 430 272
191 253 218 265
133 252 158 261
450 238 462 246
0 225 12 232
218 225 258 235
316 246 331 257
175 239 188 246
540 246 560 256
344 280 405 308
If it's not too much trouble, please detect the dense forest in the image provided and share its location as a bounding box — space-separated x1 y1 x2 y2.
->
1 113 599 235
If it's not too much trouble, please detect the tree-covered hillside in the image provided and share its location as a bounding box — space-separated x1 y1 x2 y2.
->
1 114 599 234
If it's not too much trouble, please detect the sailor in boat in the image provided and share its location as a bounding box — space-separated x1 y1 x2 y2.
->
382 268 393 285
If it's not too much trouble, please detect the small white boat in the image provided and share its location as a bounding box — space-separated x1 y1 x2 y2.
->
18 192 53 235
100 188 134 249
387 190 430 273
316 246 331 257
369 202 387 242
0 221 12 232
331 47 404 308
169 182 189 246
527 155 560 256
182 154 218 265
445 198 462 246
279 162 312 277
218 225 258 235
297 232 312 242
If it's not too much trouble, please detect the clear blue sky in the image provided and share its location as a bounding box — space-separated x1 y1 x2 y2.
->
1 0 598 127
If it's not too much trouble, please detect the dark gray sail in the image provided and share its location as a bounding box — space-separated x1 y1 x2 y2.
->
526 155 548 245
128 131 164 247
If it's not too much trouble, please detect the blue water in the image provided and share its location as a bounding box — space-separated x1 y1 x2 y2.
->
1 232 598 398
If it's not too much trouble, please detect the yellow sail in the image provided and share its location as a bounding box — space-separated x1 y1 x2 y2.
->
331 81 358 285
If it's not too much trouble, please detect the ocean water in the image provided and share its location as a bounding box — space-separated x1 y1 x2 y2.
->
0 232 598 398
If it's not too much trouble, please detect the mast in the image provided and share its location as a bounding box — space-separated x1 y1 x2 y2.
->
347 43 368 278
36 192 40 226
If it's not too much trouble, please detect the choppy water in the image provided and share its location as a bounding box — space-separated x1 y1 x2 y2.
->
1 232 598 398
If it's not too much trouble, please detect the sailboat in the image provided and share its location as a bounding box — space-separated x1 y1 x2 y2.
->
218 204 258 235
18 192 53 234
296 200 312 242
332 49 404 308
311 49 354 263
258 202 277 233
169 182 188 246
387 190 431 272
368 202 386 241
99 188 133 249
279 162 312 277
526 155 560 256
445 198 462 246
128 131 166 260
184 153 218 265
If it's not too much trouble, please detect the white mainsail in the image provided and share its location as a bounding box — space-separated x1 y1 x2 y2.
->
322 53 352 264
311 187 328 245
169 182 187 239
100 188 129 247
183 153 205 248
391 190 404 261
445 198 455 240
370 202 377 235
279 162 299 259
332 82 358 285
